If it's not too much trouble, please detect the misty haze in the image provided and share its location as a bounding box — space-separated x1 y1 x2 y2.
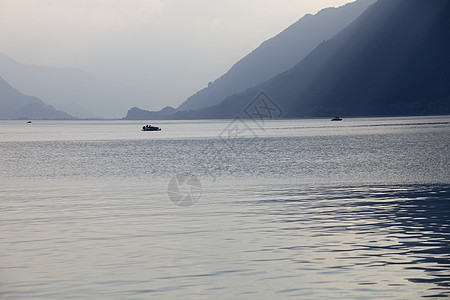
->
1 0 449 298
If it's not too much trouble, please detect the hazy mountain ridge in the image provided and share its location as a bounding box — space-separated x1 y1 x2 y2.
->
176 0 376 112
125 106 176 120
0 75 73 119
171 0 450 119
124 0 375 120
0 54 153 118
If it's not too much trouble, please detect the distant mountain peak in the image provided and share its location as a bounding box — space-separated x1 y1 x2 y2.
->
0 75 73 120
124 106 176 120
0 54 154 118
176 0 376 112
189 0 450 119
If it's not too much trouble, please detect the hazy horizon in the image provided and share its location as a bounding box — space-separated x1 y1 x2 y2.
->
0 0 356 110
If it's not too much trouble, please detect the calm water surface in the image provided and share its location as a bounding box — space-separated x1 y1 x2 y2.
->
0 117 449 299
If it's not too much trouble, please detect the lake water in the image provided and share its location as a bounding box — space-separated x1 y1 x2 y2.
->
0 116 449 299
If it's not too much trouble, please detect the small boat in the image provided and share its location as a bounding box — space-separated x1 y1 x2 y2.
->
142 125 161 131
27 121 32 123
331 116 342 121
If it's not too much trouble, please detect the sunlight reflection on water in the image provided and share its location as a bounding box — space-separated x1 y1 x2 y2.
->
0 117 449 298
0 180 449 298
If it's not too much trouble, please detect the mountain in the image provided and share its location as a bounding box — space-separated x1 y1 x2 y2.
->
176 0 450 119
124 106 176 120
0 54 153 118
0 76 73 119
176 0 376 112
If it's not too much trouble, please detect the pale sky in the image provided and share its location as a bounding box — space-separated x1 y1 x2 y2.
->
0 0 355 109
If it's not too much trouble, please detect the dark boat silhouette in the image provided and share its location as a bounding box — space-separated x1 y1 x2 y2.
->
331 116 342 121
142 125 161 131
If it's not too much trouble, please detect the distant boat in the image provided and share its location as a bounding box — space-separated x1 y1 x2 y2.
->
27 121 32 123
142 125 161 131
331 116 342 121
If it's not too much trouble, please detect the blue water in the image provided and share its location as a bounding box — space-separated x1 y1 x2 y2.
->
0 117 449 298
